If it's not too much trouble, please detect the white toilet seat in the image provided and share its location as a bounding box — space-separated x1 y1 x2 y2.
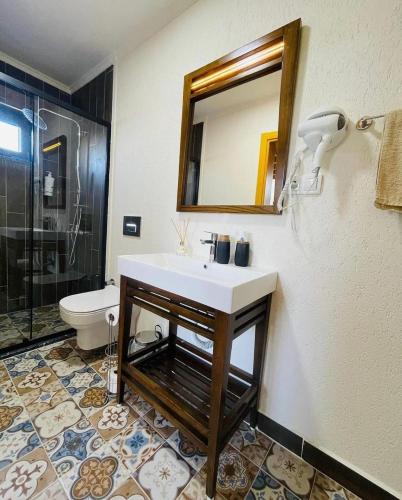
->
59 285 121 350
60 285 120 314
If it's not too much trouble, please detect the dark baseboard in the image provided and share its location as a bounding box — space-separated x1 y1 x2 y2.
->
302 442 398 500
257 412 398 500
257 412 303 455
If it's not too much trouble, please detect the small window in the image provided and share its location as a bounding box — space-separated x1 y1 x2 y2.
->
0 120 21 153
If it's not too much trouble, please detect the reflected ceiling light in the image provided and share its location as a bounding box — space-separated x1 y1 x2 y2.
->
191 40 284 92
42 141 62 153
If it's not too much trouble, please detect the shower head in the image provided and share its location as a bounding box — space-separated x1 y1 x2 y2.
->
22 108 47 131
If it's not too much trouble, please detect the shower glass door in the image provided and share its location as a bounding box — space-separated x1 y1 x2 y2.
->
0 73 109 352
31 96 108 340
0 83 34 349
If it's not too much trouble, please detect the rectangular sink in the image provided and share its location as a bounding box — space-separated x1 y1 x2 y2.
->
118 253 277 313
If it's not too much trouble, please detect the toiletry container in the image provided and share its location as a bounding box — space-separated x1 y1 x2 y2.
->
235 234 249 267
216 234 230 264
44 171 55 197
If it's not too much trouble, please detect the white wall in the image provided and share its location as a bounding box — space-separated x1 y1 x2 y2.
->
107 0 402 495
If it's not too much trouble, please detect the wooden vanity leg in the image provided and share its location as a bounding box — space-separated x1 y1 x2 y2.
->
168 322 177 352
117 277 133 404
206 312 233 499
250 295 272 429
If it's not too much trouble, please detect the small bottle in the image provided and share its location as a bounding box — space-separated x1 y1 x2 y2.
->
216 235 230 264
235 234 249 267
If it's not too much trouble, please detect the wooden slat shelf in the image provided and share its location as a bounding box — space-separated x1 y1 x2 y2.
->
131 345 249 420
117 275 273 498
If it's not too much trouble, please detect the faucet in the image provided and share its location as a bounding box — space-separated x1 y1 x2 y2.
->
200 231 218 262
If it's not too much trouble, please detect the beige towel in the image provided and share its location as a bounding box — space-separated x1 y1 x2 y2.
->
375 110 402 212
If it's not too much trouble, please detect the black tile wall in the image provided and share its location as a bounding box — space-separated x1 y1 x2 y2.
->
72 66 113 122
0 60 72 105
0 60 113 122
0 59 110 331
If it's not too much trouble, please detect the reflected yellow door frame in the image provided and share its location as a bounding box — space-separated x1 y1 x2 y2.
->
255 131 278 205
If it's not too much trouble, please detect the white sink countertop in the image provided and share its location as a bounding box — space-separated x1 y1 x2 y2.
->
118 253 277 314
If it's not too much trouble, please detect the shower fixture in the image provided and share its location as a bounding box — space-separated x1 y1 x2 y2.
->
32 108 83 266
0 101 47 130
21 108 48 131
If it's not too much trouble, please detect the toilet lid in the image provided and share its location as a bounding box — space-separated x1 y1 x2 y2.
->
59 285 120 313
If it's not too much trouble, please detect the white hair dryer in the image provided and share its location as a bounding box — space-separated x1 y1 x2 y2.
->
297 107 348 175
277 107 348 213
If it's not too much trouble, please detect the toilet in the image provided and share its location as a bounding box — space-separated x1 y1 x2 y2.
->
60 285 138 350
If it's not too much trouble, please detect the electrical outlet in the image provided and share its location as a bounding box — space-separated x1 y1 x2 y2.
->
291 174 323 195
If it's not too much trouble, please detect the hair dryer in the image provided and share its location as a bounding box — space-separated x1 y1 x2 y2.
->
297 107 348 175
277 107 348 213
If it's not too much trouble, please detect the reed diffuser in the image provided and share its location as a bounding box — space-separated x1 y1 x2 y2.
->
171 218 190 256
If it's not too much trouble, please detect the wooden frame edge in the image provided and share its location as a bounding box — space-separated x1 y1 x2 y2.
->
176 18 301 215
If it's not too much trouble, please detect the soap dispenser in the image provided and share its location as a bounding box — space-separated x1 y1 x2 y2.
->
234 233 249 267
216 235 230 264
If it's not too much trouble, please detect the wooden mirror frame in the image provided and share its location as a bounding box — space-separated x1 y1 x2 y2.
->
176 19 301 214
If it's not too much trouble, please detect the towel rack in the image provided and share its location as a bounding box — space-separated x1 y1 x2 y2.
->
356 114 385 130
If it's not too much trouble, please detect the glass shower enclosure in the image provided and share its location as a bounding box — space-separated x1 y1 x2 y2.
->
0 73 110 353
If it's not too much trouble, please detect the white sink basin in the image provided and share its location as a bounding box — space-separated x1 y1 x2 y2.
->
118 253 277 314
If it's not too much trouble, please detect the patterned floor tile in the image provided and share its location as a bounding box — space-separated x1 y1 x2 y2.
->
0 362 10 384
33 399 83 441
262 443 315 499
0 379 17 404
0 396 41 470
38 340 77 366
60 365 104 396
125 388 153 416
0 446 57 499
230 421 273 467
310 471 361 500
0 338 367 500
60 442 129 500
14 366 58 395
108 476 150 499
51 354 87 378
134 443 195 500
44 417 104 477
246 468 299 500
0 314 12 328
92 357 117 381
178 469 225 500
144 408 177 439
32 479 69 499
110 417 164 471
69 339 106 364
4 349 46 377
0 328 26 350
214 445 259 499
168 429 207 472
21 379 70 418
72 385 110 417
89 401 138 441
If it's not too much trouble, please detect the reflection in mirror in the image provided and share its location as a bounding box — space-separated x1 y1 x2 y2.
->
185 71 281 206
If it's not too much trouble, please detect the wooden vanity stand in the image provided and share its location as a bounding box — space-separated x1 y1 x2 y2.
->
117 275 272 498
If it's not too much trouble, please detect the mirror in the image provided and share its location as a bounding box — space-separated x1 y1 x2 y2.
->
177 19 301 214
187 72 281 206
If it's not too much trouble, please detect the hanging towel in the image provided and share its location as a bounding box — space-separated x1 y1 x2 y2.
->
375 110 402 212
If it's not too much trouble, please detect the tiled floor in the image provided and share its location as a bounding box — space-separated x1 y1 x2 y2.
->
0 337 360 500
0 304 69 349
